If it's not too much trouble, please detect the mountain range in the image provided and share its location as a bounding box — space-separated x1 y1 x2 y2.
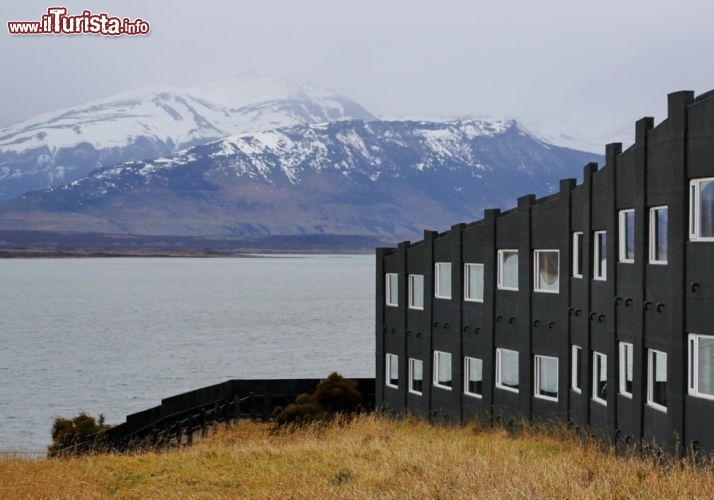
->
0 118 601 240
0 74 374 200
0 74 605 245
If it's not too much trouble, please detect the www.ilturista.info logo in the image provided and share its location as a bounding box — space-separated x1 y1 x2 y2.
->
8 7 150 36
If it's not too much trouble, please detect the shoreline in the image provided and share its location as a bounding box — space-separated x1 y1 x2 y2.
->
0 248 374 258
0 230 388 258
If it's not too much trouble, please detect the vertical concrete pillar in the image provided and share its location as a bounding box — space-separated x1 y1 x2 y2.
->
665 90 694 452
518 194 535 418
560 178 576 417
483 209 500 423
423 230 436 420
582 162 597 426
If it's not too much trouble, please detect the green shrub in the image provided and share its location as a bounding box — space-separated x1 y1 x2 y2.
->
313 372 362 413
274 394 326 426
273 373 363 427
49 412 110 455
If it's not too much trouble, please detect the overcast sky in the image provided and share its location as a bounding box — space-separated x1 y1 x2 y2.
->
3 0 714 151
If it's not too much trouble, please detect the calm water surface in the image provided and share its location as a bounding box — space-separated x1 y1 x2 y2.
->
0 255 374 451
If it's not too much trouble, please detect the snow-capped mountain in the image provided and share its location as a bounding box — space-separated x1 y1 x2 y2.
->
0 73 374 199
518 116 635 154
0 119 602 239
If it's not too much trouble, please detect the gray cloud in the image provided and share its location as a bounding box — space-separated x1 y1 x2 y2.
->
3 0 714 151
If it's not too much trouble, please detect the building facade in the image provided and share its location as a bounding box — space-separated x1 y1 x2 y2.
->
375 90 714 453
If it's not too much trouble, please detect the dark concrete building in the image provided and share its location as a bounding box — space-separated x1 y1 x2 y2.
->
375 90 714 453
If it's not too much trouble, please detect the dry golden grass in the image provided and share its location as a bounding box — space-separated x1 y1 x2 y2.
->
2 414 713 499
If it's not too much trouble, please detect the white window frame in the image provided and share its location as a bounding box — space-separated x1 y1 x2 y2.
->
463 356 483 399
690 177 714 242
649 205 668 265
433 350 453 391
434 262 452 300
385 273 398 307
618 209 635 263
647 348 668 413
618 342 633 399
533 249 560 294
572 232 583 278
495 347 519 393
688 333 714 401
408 274 424 310
534 355 559 402
408 358 423 396
463 263 485 303
497 249 519 291
593 231 607 281
592 351 607 406
571 345 582 394
385 353 398 389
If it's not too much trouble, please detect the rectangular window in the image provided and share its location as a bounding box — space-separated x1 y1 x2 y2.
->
649 206 668 264
647 349 667 412
690 178 714 241
689 334 714 400
408 358 423 395
534 355 559 402
385 353 398 388
592 351 607 405
464 263 484 302
464 357 483 398
593 231 607 281
619 342 633 398
534 249 559 293
618 209 635 263
497 250 519 291
434 262 452 299
571 345 582 393
572 232 584 278
408 274 424 310
496 348 519 393
385 273 398 307
433 350 453 390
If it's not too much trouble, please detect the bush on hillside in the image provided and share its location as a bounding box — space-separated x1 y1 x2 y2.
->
313 372 362 413
273 372 363 427
49 412 111 455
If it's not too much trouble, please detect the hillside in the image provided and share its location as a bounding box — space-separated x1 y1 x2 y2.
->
1 415 712 498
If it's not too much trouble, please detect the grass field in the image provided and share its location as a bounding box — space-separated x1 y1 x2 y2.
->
2 414 713 499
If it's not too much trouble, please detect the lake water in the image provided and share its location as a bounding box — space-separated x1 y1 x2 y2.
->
0 255 375 452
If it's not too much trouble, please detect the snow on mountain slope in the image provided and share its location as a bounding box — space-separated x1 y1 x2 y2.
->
66 118 513 189
0 119 602 239
518 116 635 154
0 73 374 199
